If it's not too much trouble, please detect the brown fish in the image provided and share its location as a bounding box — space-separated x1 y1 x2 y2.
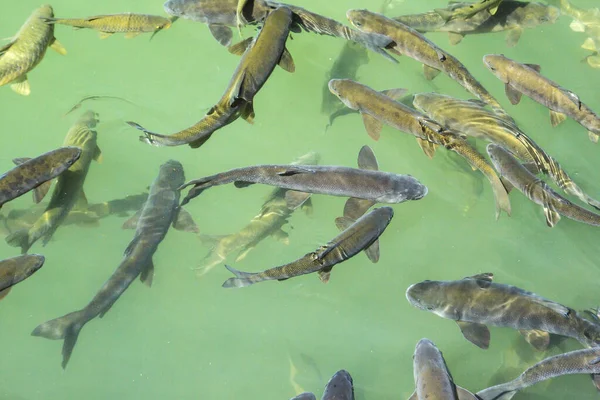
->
0 254 45 300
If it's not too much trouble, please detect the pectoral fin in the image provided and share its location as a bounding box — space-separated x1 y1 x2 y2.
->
525 63 541 73
172 208 199 233
380 88 407 101
500 177 514 194
49 37 67 55
519 329 550 351
0 287 11 300
235 245 255 262
570 19 586 32
589 131 599 143
318 267 332 283
543 204 561 227
361 113 383 141
0 38 16 56
456 386 479 400
364 239 380 263
124 32 141 39
505 28 522 48
505 83 522 105
549 110 567 127
278 48 295 72
240 102 255 124
423 64 441 80
342 197 375 220
122 210 142 229
357 145 379 170
33 181 52 203
271 229 289 244
139 259 155 287
93 145 103 162
448 32 464 45
98 32 114 39
10 74 30 96
416 137 438 159
582 37 597 51
228 37 253 55
210 24 233 47
334 216 354 231
284 190 311 210
456 321 490 349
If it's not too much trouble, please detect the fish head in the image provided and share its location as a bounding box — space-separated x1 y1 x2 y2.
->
322 370 354 400
486 143 513 175
518 4 561 27
159 159 185 188
50 147 83 174
327 79 361 110
164 0 193 18
383 175 428 203
413 338 447 381
346 9 379 34
412 93 440 114
406 280 460 320
78 110 100 128
482 54 510 82
17 254 45 280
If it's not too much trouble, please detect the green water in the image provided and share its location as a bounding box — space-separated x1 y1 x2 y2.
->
1 0 600 398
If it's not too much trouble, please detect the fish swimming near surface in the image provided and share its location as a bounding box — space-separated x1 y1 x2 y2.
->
127 6 295 148
434 0 505 22
487 143 600 227
64 95 136 116
31 160 198 369
222 206 394 287
406 273 600 350
0 254 45 301
322 370 355 400
410 338 479 400
291 393 316 400
328 79 510 219
477 347 600 400
6 111 102 254
0 147 81 208
483 54 600 142
0 5 67 95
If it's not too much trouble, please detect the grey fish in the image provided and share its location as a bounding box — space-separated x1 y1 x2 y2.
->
0 5 67 95
222 206 393 287
477 348 600 400
291 394 317 400
406 273 600 350
0 147 81 208
483 54 600 142
487 143 600 227
409 339 478 400
322 370 354 400
434 0 504 22
0 254 45 300
6 111 102 254
31 160 198 369
180 146 427 207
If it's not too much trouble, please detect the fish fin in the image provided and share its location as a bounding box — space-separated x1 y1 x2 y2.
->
198 234 226 247
124 32 141 39
139 259 155 287
278 47 295 72
123 235 141 257
582 37 597 51
423 64 441 80
524 63 541 73
549 111 567 127
543 204 561 227
519 329 550 351
122 210 142 229
73 190 89 211
522 162 540 175
334 216 354 231
5 229 31 254
12 157 31 165
228 37 253 55
456 386 479 400
234 181 255 188
0 38 16 56
434 8 454 21
318 267 332 283
380 88 407 101
464 272 494 285
342 198 375 220
589 131 600 143
68 211 100 226
467 99 488 107
33 181 53 203
284 190 311 210
529 295 570 317
235 245 255 262
31 310 86 369
448 32 464 45
188 133 214 149
49 37 67 55
477 388 517 400
364 239 380 263
93 145 103 163
505 28 522 48
314 243 336 260
0 287 11 300
276 166 312 177
408 390 418 400
504 84 522 105
301 197 313 215
10 74 30 96
592 374 600 391
172 208 199 233
456 321 490 349
499 177 514 194
361 113 383 141
357 145 379 170
590 358 600 366
222 264 256 288
416 137 438 159
570 19 586 32
240 102 255 124
272 229 290 244
98 32 114 39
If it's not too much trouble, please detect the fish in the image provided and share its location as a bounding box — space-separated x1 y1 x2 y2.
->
346 10 512 123
406 272 600 350
322 370 355 400
31 160 198 369
483 54 600 142
0 254 45 300
6 111 102 254
413 93 600 211
291 394 316 400
409 339 478 400
477 348 600 400
195 152 318 277
222 206 394 287
487 143 600 227
328 79 510 219
42 13 172 39
180 146 427 207
127 6 294 148
0 147 81 208
552 0 600 69
434 0 505 22
64 95 136 116
394 1 560 47
0 5 67 95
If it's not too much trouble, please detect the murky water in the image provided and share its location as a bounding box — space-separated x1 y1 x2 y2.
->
1 0 599 399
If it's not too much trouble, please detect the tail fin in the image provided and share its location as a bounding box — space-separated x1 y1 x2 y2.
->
221 264 257 288
31 310 88 369
6 229 31 254
180 178 214 206
355 32 398 64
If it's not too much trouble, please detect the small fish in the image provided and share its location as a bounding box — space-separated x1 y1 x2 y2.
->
434 0 505 22
0 254 45 300
487 143 600 227
127 6 294 148
6 111 102 254
483 54 600 142
42 13 172 39
409 339 478 400
0 147 81 208
322 370 355 400
64 95 135 116
290 394 316 400
0 5 67 95
406 273 600 350
31 160 197 369
477 348 600 400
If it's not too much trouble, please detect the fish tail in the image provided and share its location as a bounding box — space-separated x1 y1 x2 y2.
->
221 264 257 288
477 387 517 400
5 229 32 254
40 17 57 24
31 310 88 369
125 121 168 147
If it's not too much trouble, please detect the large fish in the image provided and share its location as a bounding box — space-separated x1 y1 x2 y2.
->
180 146 427 207
346 10 512 123
6 111 102 254
31 160 197 369
127 6 294 148
487 143 600 227
410 339 478 400
0 5 67 95
328 79 510 219
406 273 600 350
0 147 81 208
222 206 393 287
322 370 354 400
0 254 45 301
483 54 600 142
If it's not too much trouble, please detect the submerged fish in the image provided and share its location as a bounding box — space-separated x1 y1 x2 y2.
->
127 6 294 148
0 147 81 208
223 206 393 287
0 5 67 95
291 394 317 400
410 339 478 400
322 370 354 400
0 254 45 300
435 0 505 22
406 273 600 350
483 54 600 142
6 111 102 254
487 143 600 227
64 95 135 116
31 160 197 369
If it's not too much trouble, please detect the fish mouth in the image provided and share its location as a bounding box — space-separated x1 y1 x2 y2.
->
405 284 424 309
163 0 181 17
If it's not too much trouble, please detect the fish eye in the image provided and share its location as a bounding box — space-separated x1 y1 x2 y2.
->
426 306 434 311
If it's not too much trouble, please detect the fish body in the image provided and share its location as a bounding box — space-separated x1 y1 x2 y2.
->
42 13 172 38
0 254 45 300
6 111 101 253
222 206 394 287
406 273 600 350
0 147 81 208
435 0 504 22
0 5 66 95
322 370 355 400
487 143 600 227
